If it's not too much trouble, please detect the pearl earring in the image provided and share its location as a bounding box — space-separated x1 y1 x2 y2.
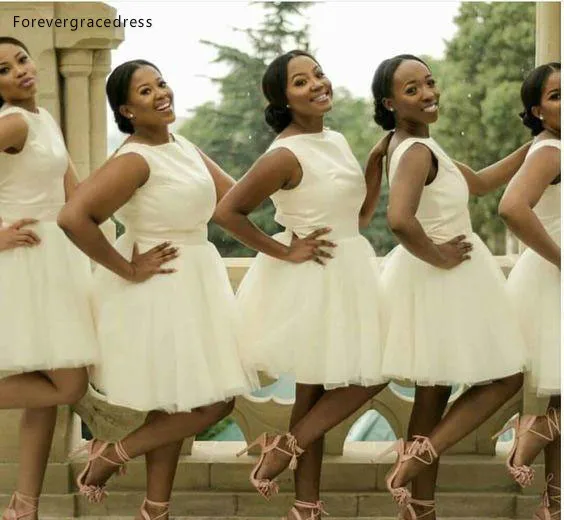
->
389 107 394 112
539 115 544 120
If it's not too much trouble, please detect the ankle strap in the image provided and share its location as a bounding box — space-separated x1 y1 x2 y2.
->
546 408 561 438
142 498 170 520
293 500 329 519
408 497 435 518
543 474 561 507
6 492 38 520
408 436 438 465
114 440 132 464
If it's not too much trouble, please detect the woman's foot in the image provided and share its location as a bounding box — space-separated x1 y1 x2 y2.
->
398 499 436 520
494 409 560 486
135 498 169 520
1 492 38 520
255 433 303 481
74 439 131 502
386 437 438 498
285 500 328 520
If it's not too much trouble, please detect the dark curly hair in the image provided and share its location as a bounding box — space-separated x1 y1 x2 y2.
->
106 59 161 134
262 49 319 133
520 62 561 136
0 37 31 108
371 54 430 130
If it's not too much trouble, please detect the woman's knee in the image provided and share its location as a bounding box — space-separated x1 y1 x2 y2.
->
54 369 89 405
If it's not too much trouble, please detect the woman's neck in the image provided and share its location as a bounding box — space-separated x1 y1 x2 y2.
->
129 125 171 145
5 97 38 113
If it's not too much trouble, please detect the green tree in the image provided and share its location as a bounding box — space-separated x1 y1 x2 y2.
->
430 2 535 252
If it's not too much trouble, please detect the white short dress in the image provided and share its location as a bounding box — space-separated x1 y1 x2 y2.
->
381 137 526 386
90 134 257 413
0 105 98 372
506 139 560 396
236 130 386 389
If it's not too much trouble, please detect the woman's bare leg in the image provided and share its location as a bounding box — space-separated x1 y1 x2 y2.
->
405 385 451 520
133 440 184 520
257 382 389 483
543 395 561 514
393 372 523 487
0 368 88 408
83 399 235 487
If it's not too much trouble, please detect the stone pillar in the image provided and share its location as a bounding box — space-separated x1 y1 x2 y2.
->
90 49 111 173
59 50 93 181
536 2 561 64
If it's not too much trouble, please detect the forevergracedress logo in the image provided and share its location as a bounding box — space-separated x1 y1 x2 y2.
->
13 15 153 31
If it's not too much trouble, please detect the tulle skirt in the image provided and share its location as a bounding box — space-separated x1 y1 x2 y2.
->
507 247 560 396
91 234 258 413
0 221 98 372
236 231 386 388
381 234 526 386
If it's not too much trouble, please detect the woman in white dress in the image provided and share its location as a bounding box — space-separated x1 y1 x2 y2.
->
498 62 561 520
370 54 528 519
214 50 390 520
58 59 257 520
0 37 98 520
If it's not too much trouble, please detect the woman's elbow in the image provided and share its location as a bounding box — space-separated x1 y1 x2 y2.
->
498 197 519 223
387 212 409 235
57 205 80 234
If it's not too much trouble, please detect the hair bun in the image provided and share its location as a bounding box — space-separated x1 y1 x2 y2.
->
264 104 292 133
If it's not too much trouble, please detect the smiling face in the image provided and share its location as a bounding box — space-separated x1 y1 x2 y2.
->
285 55 333 118
119 65 175 128
386 59 440 127
0 43 37 104
536 69 561 134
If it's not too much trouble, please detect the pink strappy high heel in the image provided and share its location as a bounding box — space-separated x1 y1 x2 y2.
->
237 432 304 500
380 436 438 508
1 492 38 520
534 473 561 520
287 500 329 520
398 497 436 519
139 498 170 520
493 408 560 487
73 439 132 503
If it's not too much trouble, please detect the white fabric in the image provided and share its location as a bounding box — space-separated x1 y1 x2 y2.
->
91 134 258 412
237 130 386 388
0 105 98 372
506 139 561 396
381 137 526 385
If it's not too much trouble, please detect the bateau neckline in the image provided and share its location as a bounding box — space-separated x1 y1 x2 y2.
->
1 105 41 116
124 134 177 148
274 128 329 142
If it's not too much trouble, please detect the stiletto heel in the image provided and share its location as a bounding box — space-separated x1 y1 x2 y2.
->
533 473 560 519
493 409 561 487
139 498 170 520
73 439 132 503
237 432 304 499
1 492 38 520
287 500 328 520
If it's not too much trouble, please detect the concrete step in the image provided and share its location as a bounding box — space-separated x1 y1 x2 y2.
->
0 491 543 518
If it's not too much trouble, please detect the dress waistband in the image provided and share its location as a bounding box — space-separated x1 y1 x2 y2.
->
122 228 208 246
0 202 62 222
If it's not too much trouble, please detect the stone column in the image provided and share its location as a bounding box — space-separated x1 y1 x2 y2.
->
90 49 111 173
536 2 561 64
59 49 93 181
